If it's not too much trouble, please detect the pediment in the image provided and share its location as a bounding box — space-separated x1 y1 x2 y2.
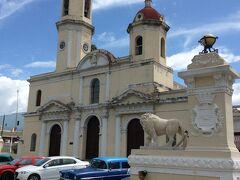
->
111 89 153 105
37 100 71 113
77 49 116 70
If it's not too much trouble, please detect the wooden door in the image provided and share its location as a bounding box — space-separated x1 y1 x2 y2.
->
49 124 61 156
86 116 100 159
127 119 144 156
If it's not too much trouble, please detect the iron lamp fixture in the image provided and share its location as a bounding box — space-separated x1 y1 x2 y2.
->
199 34 218 54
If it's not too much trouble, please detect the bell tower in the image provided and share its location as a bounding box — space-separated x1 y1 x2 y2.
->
56 0 94 72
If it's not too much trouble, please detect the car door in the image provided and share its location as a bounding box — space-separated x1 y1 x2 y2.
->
41 159 61 179
57 158 76 172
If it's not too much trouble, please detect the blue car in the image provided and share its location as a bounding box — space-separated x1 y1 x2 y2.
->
60 157 130 180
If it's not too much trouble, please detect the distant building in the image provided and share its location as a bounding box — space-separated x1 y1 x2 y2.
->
233 105 240 150
0 113 24 132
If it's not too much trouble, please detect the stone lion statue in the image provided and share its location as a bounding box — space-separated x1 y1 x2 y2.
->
140 113 188 149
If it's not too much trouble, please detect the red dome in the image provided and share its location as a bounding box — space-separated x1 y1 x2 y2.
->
136 6 162 21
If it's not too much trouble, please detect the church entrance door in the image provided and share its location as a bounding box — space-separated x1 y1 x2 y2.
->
86 116 100 160
127 118 144 156
49 124 61 156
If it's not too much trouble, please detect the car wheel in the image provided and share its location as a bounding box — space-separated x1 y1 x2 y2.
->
1 172 14 180
27 174 41 180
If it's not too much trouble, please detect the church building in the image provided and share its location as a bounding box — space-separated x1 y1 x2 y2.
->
21 0 190 159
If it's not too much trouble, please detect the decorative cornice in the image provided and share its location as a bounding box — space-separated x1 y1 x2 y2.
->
129 155 240 170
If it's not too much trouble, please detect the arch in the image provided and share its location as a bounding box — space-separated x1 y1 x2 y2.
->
91 78 100 104
30 133 37 152
49 124 61 156
85 116 100 159
161 38 166 58
63 0 69 16
36 90 42 107
135 36 143 55
127 118 144 156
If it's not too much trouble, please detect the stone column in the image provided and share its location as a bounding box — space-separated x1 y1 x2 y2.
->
73 111 81 157
60 120 69 156
39 121 47 155
100 111 108 156
105 72 110 102
121 128 127 157
115 115 121 156
79 77 83 104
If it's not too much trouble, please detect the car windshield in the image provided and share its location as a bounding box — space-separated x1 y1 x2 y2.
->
35 158 50 166
9 158 20 165
90 159 107 169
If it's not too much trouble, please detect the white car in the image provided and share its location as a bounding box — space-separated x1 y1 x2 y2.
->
15 156 89 180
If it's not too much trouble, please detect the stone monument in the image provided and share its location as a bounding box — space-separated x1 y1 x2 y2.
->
129 36 240 180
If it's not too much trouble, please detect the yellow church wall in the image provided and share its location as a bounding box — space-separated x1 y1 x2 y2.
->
21 116 42 156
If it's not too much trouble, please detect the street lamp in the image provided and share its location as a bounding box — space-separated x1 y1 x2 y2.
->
199 34 218 53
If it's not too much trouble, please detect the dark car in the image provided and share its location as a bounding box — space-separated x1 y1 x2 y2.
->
60 157 130 180
0 153 13 165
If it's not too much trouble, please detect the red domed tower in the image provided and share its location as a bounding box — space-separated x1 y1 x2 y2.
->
127 0 170 65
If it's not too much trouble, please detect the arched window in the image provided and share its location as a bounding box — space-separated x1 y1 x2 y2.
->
161 38 166 58
91 79 100 104
36 90 42 106
84 0 91 18
30 133 37 151
135 36 143 55
63 0 69 16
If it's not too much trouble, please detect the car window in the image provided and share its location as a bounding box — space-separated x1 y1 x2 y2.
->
109 162 120 169
19 159 32 165
122 162 130 169
0 157 11 162
62 158 76 165
47 159 61 167
10 158 20 165
35 158 50 166
34 158 44 165
90 159 107 169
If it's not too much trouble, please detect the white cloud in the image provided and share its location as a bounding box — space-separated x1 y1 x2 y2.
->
169 11 240 47
0 76 29 115
96 32 129 49
25 61 56 68
0 64 23 77
167 46 240 71
93 0 142 10
0 0 35 20
233 83 240 106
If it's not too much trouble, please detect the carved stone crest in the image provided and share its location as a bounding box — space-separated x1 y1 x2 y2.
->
192 104 223 135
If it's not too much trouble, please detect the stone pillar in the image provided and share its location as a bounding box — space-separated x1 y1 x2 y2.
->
100 111 108 156
105 72 110 102
121 128 127 157
179 52 240 153
39 121 47 155
79 77 83 104
115 115 121 156
60 120 68 156
73 111 81 157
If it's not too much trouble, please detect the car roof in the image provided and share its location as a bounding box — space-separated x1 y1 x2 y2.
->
46 156 78 160
20 156 45 159
0 153 12 157
94 157 128 162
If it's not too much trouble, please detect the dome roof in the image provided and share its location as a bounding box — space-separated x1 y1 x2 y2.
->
136 6 163 21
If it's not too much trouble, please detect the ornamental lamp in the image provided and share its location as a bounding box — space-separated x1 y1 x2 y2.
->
199 34 218 53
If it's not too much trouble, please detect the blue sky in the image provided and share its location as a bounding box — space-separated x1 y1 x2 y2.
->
0 0 239 115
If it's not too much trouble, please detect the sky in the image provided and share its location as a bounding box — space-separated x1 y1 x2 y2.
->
0 0 239 115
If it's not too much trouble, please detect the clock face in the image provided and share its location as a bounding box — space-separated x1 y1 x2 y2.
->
59 41 65 50
83 43 89 52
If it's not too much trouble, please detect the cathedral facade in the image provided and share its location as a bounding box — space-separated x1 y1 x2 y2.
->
21 0 196 159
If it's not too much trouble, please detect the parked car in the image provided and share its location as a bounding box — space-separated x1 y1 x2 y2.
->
0 153 13 165
60 157 130 180
0 156 45 180
15 156 89 180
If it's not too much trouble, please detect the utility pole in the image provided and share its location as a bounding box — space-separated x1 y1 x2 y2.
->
1 115 5 137
15 89 19 131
